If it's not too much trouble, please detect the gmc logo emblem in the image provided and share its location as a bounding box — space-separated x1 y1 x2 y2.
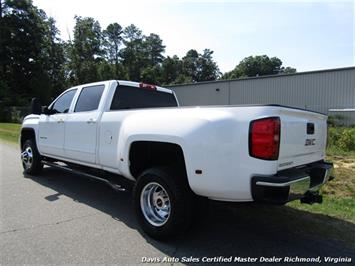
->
305 138 316 146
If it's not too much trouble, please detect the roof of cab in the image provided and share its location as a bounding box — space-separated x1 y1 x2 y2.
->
69 80 174 94
116 80 173 94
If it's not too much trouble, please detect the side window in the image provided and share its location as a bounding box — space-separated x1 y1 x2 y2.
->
74 85 105 112
52 89 77 114
110 86 178 110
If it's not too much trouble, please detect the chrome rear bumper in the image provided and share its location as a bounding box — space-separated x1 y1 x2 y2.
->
252 161 334 204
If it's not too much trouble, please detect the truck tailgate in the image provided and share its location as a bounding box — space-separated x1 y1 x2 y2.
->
278 108 327 170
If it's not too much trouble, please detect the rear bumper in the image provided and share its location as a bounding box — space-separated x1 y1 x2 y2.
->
251 161 334 204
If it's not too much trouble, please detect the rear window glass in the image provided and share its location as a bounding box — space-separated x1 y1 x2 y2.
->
110 85 178 110
75 85 105 112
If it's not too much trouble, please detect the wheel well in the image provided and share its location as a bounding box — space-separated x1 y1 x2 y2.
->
129 141 187 179
20 128 36 149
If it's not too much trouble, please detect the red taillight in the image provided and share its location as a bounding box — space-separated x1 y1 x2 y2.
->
249 117 280 160
139 83 156 90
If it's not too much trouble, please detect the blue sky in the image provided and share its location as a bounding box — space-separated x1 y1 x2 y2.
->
33 0 354 73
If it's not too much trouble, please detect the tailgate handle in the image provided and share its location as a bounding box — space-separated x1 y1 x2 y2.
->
307 123 315 134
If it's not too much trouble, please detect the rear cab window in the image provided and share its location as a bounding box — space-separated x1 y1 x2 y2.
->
75 85 105 112
110 85 178 110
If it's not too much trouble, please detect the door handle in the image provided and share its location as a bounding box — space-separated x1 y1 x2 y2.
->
57 119 64 123
86 118 96 124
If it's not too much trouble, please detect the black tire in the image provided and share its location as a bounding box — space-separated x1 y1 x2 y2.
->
21 139 43 175
133 166 194 239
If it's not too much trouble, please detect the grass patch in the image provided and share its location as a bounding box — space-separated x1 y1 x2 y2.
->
327 147 355 157
0 123 21 144
288 196 355 222
288 155 355 223
327 127 355 155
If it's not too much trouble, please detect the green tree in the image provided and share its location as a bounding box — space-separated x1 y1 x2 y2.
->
0 0 223 119
238 55 281 77
96 59 127 81
103 22 125 78
0 0 65 108
159 49 220 85
179 49 220 82
181 49 199 82
141 65 162 84
68 16 103 84
120 24 144 81
160 55 182 85
120 25 167 83
139 33 165 84
196 49 220 81
281 66 297 74
143 33 165 66
44 17 66 96
174 74 193 84
222 55 296 79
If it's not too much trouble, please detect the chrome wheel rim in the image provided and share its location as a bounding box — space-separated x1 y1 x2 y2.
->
140 182 171 227
21 146 33 170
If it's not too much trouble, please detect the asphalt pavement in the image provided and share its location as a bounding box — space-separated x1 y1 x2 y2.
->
1 141 354 265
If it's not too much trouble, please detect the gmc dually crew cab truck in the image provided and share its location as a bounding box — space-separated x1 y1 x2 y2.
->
20 80 334 239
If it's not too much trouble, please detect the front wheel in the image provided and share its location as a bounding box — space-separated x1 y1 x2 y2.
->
21 139 43 175
133 167 194 239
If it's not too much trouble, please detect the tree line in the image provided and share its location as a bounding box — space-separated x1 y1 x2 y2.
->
0 0 296 113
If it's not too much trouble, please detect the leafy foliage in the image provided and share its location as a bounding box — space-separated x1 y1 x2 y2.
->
327 127 355 153
181 49 220 82
221 55 296 79
0 0 66 105
67 16 103 84
0 0 296 121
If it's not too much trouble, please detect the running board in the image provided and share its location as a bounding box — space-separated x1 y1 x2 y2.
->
42 161 126 192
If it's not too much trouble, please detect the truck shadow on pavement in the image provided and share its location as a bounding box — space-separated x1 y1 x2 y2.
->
27 167 355 263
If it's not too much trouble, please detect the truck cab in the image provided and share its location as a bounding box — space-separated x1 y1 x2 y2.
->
32 81 177 166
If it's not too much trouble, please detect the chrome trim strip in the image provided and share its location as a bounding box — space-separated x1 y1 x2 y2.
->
256 176 310 187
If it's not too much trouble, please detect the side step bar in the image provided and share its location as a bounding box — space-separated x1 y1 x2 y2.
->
42 161 126 192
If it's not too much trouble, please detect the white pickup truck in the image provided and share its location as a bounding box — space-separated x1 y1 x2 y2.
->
20 80 334 239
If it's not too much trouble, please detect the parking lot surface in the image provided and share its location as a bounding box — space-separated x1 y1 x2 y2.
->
1 142 354 265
